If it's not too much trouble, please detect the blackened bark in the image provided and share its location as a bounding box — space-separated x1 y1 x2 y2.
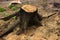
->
0 18 20 37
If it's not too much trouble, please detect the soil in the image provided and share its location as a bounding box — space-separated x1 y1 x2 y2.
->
0 0 60 40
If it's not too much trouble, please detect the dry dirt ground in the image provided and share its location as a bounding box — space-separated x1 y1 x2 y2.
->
0 0 60 40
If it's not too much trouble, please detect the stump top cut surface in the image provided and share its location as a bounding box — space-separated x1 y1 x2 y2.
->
21 5 37 13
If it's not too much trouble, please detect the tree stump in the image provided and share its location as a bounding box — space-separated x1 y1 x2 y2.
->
17 5 42 34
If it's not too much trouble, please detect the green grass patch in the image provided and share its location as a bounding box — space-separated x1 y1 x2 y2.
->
3 11 10 16
0 7 6 12
8 4 20 11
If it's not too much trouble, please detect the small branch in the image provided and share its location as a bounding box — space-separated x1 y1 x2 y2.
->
0 18 20 37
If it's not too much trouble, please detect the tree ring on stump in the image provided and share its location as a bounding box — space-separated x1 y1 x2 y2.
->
21 5 37 13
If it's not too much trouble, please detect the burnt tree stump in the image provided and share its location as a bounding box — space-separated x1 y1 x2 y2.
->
17 5 42 34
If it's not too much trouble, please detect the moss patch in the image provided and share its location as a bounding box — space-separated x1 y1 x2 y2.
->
8 4 20 11
0 7 6 12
